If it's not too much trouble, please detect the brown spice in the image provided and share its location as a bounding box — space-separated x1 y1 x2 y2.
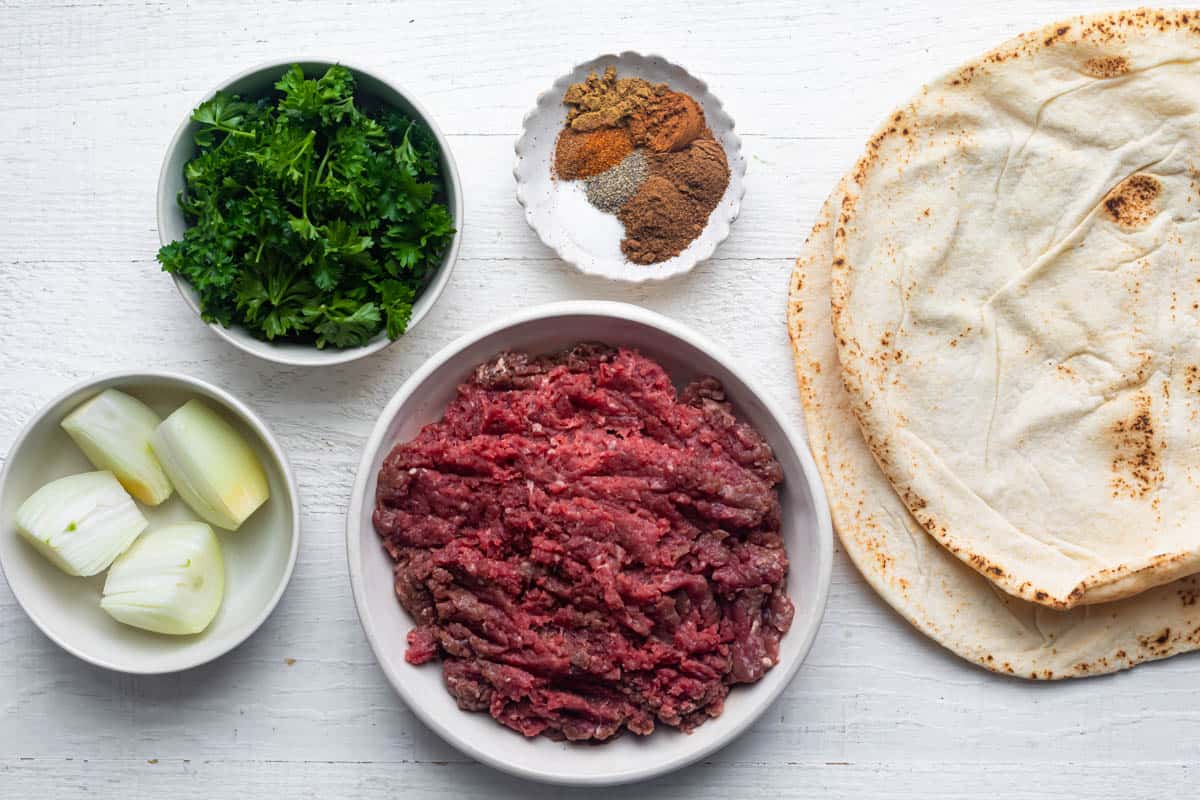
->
630 91 705 152
618 176 702 265
617 133 731 264
649 136 729 209
563 66 663 131
554 126 634 180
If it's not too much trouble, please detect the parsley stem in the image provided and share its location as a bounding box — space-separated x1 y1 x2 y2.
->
301 152 311 224
214 123 254 139
315 146 332 186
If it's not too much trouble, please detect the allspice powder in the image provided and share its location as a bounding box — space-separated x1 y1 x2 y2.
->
648 138 729 209
617 176 701 265
618 135 730 264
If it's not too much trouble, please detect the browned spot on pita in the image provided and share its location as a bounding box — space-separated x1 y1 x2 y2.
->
1082 55 1130 77
1186 365 1200 393
1044 24 1071 46
1139 628 1173 654
1103 174 1161 228
1110 391 1164 499
965 551 1007 581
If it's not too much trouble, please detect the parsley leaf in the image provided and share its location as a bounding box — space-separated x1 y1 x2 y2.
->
158 64 455 348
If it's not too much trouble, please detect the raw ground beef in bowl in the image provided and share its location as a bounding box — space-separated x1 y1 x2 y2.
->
347 301 832 785
373 344 793 742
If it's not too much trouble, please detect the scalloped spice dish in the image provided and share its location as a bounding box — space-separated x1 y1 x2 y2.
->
552 67 730 265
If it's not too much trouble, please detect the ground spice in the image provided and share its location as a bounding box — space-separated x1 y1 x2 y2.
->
617 176 704 265
618 134 731 264
554 126 634 180
563 66 663 132
629 91 705 153
585 151 648 213
649 137 729 208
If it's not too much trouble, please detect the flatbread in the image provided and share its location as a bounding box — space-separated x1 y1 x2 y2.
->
789 181 1200 678
831 10 1200 608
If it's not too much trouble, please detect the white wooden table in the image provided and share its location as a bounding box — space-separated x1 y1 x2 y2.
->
3 1 1197 797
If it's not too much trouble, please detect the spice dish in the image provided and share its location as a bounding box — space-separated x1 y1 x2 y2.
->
515 53 746 283
0 372 299 674
347 301 832 784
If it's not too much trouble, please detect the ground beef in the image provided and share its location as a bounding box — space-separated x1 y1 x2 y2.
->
373 344 793 742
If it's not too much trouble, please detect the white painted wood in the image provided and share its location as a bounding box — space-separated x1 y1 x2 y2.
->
2 0 1195 797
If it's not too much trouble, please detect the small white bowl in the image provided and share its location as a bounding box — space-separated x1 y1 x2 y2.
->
514 53 746 283
0 372 300 674
157 59 464 367
346 301 832 785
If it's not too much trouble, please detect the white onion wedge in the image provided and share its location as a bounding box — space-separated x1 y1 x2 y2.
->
61 388 173 505
149 399 269 531
101 522 224 635
15 471 148 576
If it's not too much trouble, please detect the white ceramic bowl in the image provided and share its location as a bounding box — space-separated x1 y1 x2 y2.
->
346 301 832 785
157 59 464 367
515 53 746 283
0 372 300 674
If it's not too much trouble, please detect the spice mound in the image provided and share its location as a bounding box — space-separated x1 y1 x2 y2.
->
373 345 794 743
552 66 732 265
554 127 633 180
562 66 662 131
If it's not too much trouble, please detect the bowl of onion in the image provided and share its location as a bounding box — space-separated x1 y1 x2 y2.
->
0 372 299 674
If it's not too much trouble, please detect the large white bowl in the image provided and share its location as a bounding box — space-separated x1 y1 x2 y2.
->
157 59 464 367
0 372 300 674
515 52 747 283
346 301 832 785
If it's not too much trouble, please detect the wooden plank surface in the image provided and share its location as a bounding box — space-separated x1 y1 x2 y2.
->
2 0 1195 797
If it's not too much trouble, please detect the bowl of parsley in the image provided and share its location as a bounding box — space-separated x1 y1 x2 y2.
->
156 60 462 366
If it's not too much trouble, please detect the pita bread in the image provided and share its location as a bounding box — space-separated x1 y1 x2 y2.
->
831 10 1200 608
789 181 1200 677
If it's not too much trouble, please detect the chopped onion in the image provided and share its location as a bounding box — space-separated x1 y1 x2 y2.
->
61 388 173 505
15 471 148 576
149 399 269 531
101 522 224 635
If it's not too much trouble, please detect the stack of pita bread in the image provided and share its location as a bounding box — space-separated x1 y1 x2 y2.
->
789 9 1200 677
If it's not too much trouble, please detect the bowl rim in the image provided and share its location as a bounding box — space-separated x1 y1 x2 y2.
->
0 370 301 675
513 51 747 284
156 56 464 367
345 300 833 785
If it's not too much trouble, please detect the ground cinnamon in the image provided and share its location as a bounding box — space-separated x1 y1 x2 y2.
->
554 126 634 180
629 91 705 152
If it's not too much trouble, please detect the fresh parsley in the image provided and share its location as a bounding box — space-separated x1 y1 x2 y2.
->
158 64 455 349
